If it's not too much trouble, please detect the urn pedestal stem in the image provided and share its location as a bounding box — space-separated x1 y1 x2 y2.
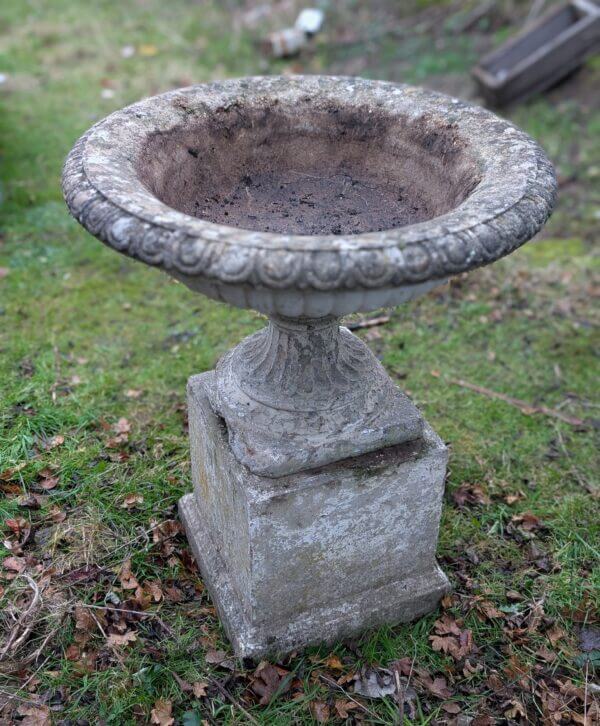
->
210 314 424 478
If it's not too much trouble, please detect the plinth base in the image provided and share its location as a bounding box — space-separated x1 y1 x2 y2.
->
179 371 450 659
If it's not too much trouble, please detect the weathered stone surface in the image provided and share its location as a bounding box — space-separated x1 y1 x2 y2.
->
62 75 557 318
210 315 424 477
179 372 450 658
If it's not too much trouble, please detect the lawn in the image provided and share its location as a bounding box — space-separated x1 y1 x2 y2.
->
0 1 598 723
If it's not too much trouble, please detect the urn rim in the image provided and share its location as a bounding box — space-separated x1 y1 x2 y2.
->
62 75 557 293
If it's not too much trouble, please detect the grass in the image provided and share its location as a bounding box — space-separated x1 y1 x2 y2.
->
0 0 599 723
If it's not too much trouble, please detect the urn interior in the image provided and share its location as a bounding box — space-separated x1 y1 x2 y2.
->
137 101 481 236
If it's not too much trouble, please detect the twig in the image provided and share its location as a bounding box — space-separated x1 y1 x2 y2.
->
346 315 391 331
209 677 259 725
393 668 404 725
438 375 585 427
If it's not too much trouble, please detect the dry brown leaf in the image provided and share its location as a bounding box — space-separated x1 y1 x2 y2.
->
430 615 475 661
452 483 490 507
65 644 81 661
114 417 131 433
535 645 557 663
546 623 566 646
125 389 142 398
251 661 290 704
324 654 345 671
39 475 59 490
107 630 137 647
192 681 208 698
121 493 144 509
3 555 25 572
16 704 51 726
150 699 174 726
0 462 27 480
46 434 64 449
205 649 227 664
511 512 542 531
310 700 330 723
441 701 461 714
118 559 139 590
334 699 359 719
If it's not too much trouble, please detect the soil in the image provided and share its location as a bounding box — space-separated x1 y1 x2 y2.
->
138 102 479 236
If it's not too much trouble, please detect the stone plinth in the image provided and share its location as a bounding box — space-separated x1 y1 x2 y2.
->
179 372 450 659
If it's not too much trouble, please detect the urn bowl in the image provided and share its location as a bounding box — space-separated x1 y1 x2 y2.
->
62 75 556 319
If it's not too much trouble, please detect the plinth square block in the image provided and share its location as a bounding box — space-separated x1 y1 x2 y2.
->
179 371 450 659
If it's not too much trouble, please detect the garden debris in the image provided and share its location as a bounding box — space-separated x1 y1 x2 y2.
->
353 666 397 698
262 7 325 58
150 699 174 726
295 8 324 36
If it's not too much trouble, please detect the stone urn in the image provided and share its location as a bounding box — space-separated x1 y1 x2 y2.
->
63 76 556 658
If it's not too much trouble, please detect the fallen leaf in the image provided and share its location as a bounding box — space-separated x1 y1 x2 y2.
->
46 434 65 449
205 649 227 664
143 580 163 603
546 623 566 646
0 267 9 279
49 505 67 523
452 483 490 507
511 512 542 531
65 644 81 661
535 644 557 663
18 494 42 509
309 700 330 723
151 699 174 726
334 699 359 719
192 681 208 698
251 661 290 704
121 493 144 509
125 388 142 398
39 475 59 490
579 626 600 652
107 630 137 647
3 555 25 572
353 667 396 698
16 704 51 725
115 417 131 434
505 493 523 505
0 462 27 480
429 615 475 661
324 654 345 671
441 701 461 714
118 559 139 590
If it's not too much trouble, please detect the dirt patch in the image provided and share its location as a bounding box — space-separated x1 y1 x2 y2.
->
137 101 480 235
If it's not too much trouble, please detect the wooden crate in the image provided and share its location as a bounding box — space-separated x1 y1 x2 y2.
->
472 0 600 106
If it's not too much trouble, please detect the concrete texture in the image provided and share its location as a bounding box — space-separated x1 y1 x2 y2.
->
179 372 450 659
63 75 556 318
210 315 424 477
